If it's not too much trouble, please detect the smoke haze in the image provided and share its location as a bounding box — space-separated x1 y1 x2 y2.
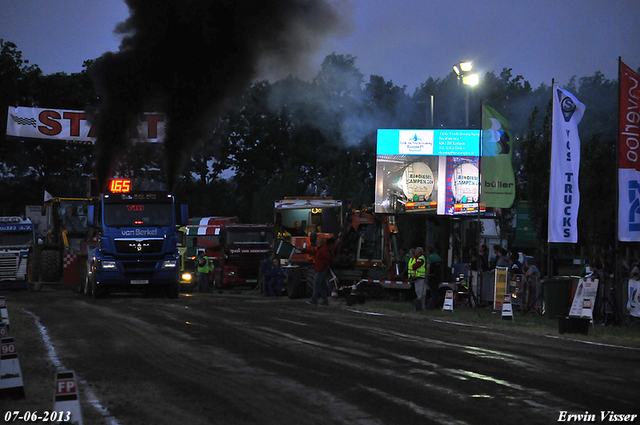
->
90 0 347 191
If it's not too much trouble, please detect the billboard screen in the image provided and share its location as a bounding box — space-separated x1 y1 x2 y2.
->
374 129 483 215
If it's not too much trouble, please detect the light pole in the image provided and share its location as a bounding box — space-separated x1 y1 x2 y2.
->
453 61 479 127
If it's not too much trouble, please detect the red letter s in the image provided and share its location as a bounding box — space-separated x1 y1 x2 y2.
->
38 110 62 136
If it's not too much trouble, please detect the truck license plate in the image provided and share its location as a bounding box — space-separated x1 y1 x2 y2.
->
131 279 149 284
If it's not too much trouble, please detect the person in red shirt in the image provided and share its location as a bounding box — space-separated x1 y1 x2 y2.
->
307 237 335 306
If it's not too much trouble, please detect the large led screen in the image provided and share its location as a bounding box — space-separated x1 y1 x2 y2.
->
375 129 483 215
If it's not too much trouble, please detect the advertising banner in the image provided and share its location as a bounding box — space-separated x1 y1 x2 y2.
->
548 85 585 243
627 279 640 318
618 61 640 241
439 156 480 214
493 267 508 310
375 129 482 215
569 277 598 319
481 104 515 208
6 106 165 144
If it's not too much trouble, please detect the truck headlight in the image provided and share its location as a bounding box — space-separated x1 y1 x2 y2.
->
181 272 192 281
101 260 117 270
162 259 178 269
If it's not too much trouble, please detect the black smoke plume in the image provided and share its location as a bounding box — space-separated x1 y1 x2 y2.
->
90 0 344 191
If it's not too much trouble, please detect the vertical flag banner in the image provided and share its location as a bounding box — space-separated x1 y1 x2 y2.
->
481 104 516 208
548 84 585 243
618 61 640 242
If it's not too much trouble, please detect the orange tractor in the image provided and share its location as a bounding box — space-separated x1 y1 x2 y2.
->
274 197 411 300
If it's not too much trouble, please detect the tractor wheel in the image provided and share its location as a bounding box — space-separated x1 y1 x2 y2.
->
26 251 40 284
41 250 62 283
84 274 92 296
363 266 388 281
305 269 315 298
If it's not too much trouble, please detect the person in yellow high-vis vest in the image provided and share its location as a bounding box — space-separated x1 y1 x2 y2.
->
412 247 427 311
407 248 417 280
196 250 214 293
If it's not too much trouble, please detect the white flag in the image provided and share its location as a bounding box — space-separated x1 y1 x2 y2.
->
44 190 54 202
548 84 585 243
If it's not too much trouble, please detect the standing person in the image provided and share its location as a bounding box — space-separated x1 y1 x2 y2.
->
629 249 640 280
479 244 490 269
489 244 501 270
407 248 416 281
425 246 443 309
260 253 274 295
523 258 541 308
196 250 213 293
397 248 410 279
412 247 427 311
307 238 335 306
509 252 523 275
496 247 510 267
466 247 488 273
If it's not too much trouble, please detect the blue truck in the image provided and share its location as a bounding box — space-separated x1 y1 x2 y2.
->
85 184 188 298
0 217 35 290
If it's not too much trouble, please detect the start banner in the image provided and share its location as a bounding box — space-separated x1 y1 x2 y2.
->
6 106 165 144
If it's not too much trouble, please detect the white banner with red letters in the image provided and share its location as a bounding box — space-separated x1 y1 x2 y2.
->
6 106 165 144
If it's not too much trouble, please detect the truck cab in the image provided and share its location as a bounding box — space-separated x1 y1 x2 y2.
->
0 217 35 289
86 182 188 298
274 197 343 266
181 216 240 291
221 224 274 287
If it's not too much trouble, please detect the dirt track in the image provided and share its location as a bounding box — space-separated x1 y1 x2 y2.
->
3 290 640 425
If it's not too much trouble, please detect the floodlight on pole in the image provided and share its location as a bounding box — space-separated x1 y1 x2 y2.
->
452 61 478 127
459 61 473 73
453 61 473 76
463 74 479 86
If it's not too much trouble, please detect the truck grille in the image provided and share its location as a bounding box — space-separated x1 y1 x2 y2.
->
114 239 164 254
120 260 160 280
0 254 19 280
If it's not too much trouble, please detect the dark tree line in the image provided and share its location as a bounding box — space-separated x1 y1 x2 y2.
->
0 39 632 253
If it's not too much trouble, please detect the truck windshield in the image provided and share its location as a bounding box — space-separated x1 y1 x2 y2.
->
277 207 341 235
226 229 274 245
0 231 33 247
58 200 89 236
104 203 173 227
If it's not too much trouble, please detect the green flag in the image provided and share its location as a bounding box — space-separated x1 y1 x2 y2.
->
481 104 515 208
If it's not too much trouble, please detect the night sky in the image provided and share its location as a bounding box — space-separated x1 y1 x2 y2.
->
1 0 639 91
